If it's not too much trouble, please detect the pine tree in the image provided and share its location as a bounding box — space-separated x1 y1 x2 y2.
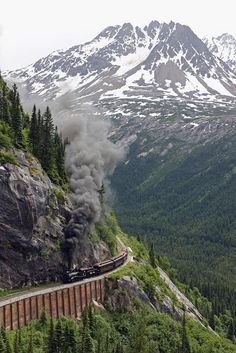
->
105 334 109 353
29 105 38 155
13 331 19 353
55 319 63 353
41 106 54 174
5 336 12 353
39 311 47 327
209 309 215 330
27 332 33 353
36 109 43 159
1 327 6 344
149 243 156 268
10 84 23 147
181 311 191 353
227 318 235 341
0 84 10 124
46 318 55 353
67 325 77 353
54 130 66 183
0 332 6 353
81 309 94 353
88 304 95 338
97 336 102 353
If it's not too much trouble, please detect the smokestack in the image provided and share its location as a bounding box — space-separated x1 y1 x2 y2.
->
62 113 124 268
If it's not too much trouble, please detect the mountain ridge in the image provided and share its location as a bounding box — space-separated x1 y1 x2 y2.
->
203 33 236 72
4 20 236 104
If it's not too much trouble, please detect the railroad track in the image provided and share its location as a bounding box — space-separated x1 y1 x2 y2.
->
0 239 131 329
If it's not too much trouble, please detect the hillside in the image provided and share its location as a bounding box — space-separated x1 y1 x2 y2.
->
1 234 236 353
3 18 236 335
0 75 117 287
112 130 236 315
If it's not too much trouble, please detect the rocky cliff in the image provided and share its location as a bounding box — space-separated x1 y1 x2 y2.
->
0 148 110 289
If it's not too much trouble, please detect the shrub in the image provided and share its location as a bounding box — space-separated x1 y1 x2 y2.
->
0 150 18 165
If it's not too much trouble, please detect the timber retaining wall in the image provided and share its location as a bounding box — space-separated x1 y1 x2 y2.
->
0 278 105 330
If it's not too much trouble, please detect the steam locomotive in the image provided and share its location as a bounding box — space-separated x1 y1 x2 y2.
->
63 249 128 283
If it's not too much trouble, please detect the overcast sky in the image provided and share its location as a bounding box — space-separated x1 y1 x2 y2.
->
1 0 236 71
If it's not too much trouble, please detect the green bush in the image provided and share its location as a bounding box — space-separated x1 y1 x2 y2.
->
0 150 18 165
52 188 66 205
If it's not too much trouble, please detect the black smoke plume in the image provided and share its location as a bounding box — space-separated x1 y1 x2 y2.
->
62 113 124 268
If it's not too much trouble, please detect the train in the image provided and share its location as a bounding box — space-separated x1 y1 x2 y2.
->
63 249 128 283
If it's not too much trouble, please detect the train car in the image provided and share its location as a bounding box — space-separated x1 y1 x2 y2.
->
113 250 128 268
82 267 100 278
62 248 129 283
93 259 114 274
63 269 85 283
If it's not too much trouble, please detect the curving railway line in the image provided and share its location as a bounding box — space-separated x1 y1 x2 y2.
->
0 240 130 330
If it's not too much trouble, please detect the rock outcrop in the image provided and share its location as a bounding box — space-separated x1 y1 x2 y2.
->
0 149 110 288
104 274 205 324
0 149 71 288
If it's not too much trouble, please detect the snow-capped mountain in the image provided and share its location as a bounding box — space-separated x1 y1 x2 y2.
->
203 33 236 72
4 21 236 105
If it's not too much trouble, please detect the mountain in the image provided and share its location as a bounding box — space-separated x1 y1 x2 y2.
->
3 21 236 316
203 33 236 72
4 21 236 105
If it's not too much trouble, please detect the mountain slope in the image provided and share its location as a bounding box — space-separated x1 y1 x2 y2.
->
4 21 236 104
203 33 236 72
111 131 236 314
3 21 236 316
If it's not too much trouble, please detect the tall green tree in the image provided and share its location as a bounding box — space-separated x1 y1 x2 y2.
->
41 106 54 174
149 243 156 268
0 84 10 124
10 84 23 147
46 319 55 353
181 311 191 353
27 332 33 353
227 318 235 341
0 332 6 353
29 105 38 155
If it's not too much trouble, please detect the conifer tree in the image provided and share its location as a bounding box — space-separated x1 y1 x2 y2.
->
0 327 6 344
0 332 6 353
39 311 47 327
227 318 235 341
67 325 77 353
209 309 215 330
105 334 109 353
36 109 43 159
27 332 33 353
0 85 10 124
81 309 94 353
55 319 63 353
5 336 12 353
10 84 23 147
13 331 19 353
41 106 54 174
29 105 38 155
88 304 95 338
149 243 156 268
54 130 66 183
46 318 55 353
181 311 191 353
97 336 102 353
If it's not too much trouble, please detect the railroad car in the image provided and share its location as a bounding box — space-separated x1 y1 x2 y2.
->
62 249 128 283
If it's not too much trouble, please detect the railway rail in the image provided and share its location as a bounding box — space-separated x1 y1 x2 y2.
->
0 240 130 330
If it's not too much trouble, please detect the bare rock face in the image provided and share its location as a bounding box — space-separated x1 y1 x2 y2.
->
104 276 185 321
104 276 152 313
0 150 71 288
